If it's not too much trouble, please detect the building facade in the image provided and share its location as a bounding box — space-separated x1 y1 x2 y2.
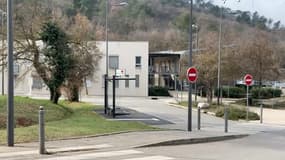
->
149 51 186 90
0 41 149 97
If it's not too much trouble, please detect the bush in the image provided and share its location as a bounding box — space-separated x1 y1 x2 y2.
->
251 87 282 99
216 106 260 121
149 86 170 96
215 86 246 98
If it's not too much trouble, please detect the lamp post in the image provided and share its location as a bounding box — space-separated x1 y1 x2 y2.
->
192 24 199 103
1 1 5 96
104 0 128 114
217 6 222 106
217 0 240 105
7 0 14 147
188 0 193 132
104 0 109 114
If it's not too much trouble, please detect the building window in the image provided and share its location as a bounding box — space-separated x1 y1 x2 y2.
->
135 56 141 68
135 75 139 88
14 63 20 76
32 77 43 89
109 56 119 69
125 75 129 88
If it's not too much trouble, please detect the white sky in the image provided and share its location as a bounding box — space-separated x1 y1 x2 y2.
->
212 0 285 25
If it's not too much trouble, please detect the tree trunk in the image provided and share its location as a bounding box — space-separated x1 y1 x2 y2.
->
52 89 61 104
49 87 61 104
50 88 54 101
70 86 79 102
65 84 80 102
207 88 213 104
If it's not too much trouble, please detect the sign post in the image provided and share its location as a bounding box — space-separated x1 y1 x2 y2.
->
187 67 198 131
244 74 253 121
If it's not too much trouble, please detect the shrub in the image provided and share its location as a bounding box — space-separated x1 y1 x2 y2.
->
216 106 260 121
149 86 170 96
251 88 282 99
215 86 246 98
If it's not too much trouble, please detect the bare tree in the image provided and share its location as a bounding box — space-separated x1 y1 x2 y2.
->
62 14 102 102
14 1 101 103
194 32 219 103
240 30 280 85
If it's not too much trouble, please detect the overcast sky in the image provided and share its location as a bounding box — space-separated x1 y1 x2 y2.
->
212 0 285 25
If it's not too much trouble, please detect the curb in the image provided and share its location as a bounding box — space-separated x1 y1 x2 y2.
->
136 134 249 148
168 103 216 116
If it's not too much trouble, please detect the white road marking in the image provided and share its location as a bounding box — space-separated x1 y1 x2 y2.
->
108 118 160 121
0 150 36 158
0 144 112 158
122 156 175 160
40 149 143 160
48 144 113 152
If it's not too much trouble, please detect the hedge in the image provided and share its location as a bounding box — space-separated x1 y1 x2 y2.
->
149 86 170 96
215 86 246 98
251 88 282 99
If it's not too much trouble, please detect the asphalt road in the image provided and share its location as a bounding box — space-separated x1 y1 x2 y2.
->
83 96 285 134
135 129 285 160
84 96 228 130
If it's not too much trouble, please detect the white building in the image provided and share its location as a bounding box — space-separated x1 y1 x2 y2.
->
0 41 149 97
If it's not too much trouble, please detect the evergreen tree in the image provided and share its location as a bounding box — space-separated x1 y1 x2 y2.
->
39 22 72 104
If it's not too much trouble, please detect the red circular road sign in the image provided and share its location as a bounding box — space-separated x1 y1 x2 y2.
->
244 74 253 86
187 67 198 83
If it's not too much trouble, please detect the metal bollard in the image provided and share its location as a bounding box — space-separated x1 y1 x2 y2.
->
39 106 46 154
260 104 263 124
197 107 201 130
224 106 228 133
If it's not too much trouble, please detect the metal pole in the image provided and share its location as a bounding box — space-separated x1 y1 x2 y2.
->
260 103 263 124
224 105 228 133
198 107 201 130
104 74 107 114
1 0 4 96
7 0 14 147
112 75 116 118
217 7 223 105
246 85 249 121
39 106 46 154
175 75 177 101
180 80 183 102
194 82 197 103
104 0 109 114
221 85 223 104
187 0 193 132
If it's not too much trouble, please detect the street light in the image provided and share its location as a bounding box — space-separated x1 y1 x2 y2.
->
217 6 223 105
192 24 199 103
1 3 5 96
7 0 14 146
188 0 193 132
104 0 128 114
217 0 240 105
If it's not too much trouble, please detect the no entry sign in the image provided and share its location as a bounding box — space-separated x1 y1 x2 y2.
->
244 74 253 86
187 67 198 83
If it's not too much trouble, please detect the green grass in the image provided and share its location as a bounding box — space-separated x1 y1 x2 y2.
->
0 96 72 128
0 96 156 144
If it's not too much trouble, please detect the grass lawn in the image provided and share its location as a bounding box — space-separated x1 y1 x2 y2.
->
0 96 156 144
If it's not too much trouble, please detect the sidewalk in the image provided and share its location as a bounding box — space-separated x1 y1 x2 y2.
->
0 130 247 158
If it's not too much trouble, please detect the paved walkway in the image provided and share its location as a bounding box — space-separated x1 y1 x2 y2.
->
0 130 247 160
